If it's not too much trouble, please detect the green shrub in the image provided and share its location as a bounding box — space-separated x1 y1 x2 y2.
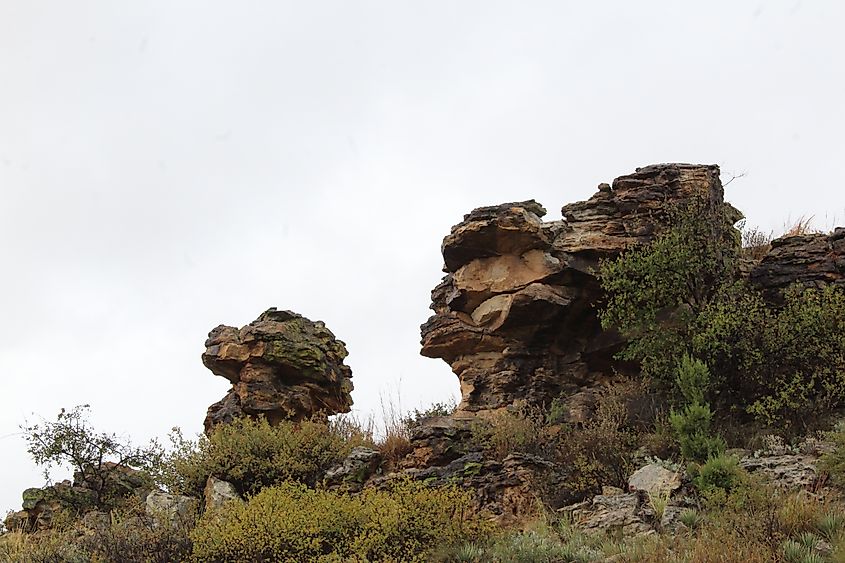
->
670 403 725 463
667 356 725 462
694 283 845 424
599 193 845 426
693 454 745 499
190 478 488 562
819 423 845 489
598 198 738 382
162 416 371 498
402 400 458 428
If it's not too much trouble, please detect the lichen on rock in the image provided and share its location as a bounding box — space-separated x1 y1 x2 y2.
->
202 308 353 433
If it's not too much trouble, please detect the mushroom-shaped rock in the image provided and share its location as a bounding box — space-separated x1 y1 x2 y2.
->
202 308 353 433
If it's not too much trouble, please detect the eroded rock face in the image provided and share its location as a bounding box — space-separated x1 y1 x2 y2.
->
750 227 845 300
421 163 734 413
203 308 353 433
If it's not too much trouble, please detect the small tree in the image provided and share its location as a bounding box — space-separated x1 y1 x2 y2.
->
668 356 725 462
21 405 161 509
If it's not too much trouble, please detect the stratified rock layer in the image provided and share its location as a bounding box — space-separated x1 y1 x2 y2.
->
750 227 845 300
421 163 735 414
203 308 353 432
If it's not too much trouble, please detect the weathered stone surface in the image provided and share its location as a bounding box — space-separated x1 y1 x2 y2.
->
560 492 653 536
401 415 477 468
6 465 150 533
145 491 199 526
750 228 845 300
324 447 383 492
740 453 819 490
204 476 242 512
421 164 733 414
203 308 353 432
627 463 681 495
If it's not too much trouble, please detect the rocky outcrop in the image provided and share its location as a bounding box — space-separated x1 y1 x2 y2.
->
145 492 199 526
421 164 737 414
4 465 151 532
203 308 353 432
750 227 845 300
324 447 383 492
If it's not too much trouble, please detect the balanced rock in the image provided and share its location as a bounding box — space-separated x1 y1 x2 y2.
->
203 308 353 433
421 163 736 414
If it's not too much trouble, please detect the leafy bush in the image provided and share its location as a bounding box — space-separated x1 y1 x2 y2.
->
694 283 845 424
190 478 488 562
20 405 161 510
819 423 845 489
402 400 458 428
693 454 745 500
599 193 845 425
598 198 738 382
162 416 371 498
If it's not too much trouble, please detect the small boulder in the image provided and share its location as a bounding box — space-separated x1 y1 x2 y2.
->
324 447 382 491
145 491 199 526
628 463 681 495
204 476 242 512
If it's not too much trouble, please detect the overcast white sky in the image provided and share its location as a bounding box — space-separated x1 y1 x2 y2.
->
1 1 843 514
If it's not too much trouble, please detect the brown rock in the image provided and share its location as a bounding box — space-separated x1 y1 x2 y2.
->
421 163 732 414
203 308 353 433
750 228 845 300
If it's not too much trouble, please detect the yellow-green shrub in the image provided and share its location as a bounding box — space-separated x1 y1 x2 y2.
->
162 416 373 498
190 478 489 562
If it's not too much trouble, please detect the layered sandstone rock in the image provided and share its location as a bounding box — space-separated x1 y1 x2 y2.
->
203 308 353 432
750 227 845 300
421 163 736 414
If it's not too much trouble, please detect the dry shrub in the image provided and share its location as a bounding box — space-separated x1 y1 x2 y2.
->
469 405 546 461
376 392 413 468
782 215 820 237
78 496 196 563
738 220 773 261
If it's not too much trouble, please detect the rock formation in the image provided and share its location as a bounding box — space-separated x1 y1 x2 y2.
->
750 227 845 300
421 163 740 415
203 308 353 433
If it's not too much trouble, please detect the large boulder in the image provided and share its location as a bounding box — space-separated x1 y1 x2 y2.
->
421 164 736 414
203 308 354 432
750 227 845 300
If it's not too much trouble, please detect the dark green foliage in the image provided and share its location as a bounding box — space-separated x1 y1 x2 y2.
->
670 404 726 462
693 454 745 498
599 195 845 425
402 400 458 429
598 198 738 382
694 283 845 424
668 356 725 462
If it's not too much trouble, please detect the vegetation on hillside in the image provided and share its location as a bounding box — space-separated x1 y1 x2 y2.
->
4 202 845 562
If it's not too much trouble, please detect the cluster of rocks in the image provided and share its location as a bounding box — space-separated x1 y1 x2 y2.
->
7 163 844 536
5 468 243 535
